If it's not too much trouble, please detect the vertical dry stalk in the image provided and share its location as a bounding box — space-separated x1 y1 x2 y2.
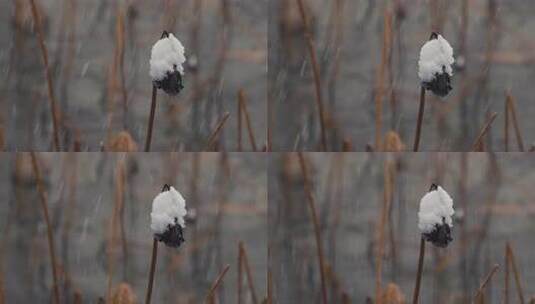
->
145 239 158 304
239 90 258 151
506 93 524 151
237 243 243 304
507 243 525 304
295 0 327 151
504 243 510 304
412 237 425 304
240 242 258 304
504 95 510 152
375 9 392 151
474 264 500 302
29 0 61 151
114 6 128 130
107 157 126 302
206 112 231 150
297 153 328 304
471 112 498 151
375 159 394 304
413 87 426 151
116 158 128 280
30 152 60 304
237 91 243 152
144 85 158 152
205 264 230 303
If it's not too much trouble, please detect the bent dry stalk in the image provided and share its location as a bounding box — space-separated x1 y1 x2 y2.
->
30 153 60 304
412 237 425 304
413 86 426 151
145 239 158 304
144 85 158 152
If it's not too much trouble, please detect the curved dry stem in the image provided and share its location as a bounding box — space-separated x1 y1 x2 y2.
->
412 237 425 304
144 238 158 304
413 87 426 152
144 85 158 152
30 152 60 304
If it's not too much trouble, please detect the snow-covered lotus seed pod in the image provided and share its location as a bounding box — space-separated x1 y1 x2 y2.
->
149 31 186 95
151 184 187 248
418 184 454 248
418 33 454 97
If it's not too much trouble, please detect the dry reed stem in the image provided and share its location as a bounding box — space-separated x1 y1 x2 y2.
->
413 87 426 151
30 152 60 304
505 243 510 304
144 239 158 304
237 91 243 151
295 0 327 151
144 85 158 152
206 112 230 150
205 264 230 303
507 243 525 304
474 264 500 302
240 242 258 304
238 242 243 304
504 95 510 152
375 9 392 151
239 90 258 151
297 152 328 304
29 0 61 151
376 159 394 304
506 93 525 151
412 237 425 304
471 112 498 151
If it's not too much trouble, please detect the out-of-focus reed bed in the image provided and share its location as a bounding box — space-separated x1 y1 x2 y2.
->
268 153 535 303
0 153 267 303
269 0 535 151
1 0 266 151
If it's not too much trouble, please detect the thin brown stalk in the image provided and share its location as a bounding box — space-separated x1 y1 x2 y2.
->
239 90 258 151
205 264 230 303
374 9 392 151
237 90 243 152
413 87 426 151
296 0 327 151
29 0 61 151
504 95 510 152
144 85 158 152
240 242 258 304
206 112 230 150
238 243 243 304
504 243 510 304
297 153 328 304
375 160 393 304
471 112 498 151
144 238 158 304
506 93 524 151
30 153 60 304
474 264 500 302
507 243 525 304
412 237 425 304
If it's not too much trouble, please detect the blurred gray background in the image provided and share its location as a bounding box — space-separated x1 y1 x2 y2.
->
269 153 535 303
0 152 267 303
0 0 267 151
269 0 535 151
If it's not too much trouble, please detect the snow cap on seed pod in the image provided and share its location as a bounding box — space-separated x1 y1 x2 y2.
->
150 31 186 95
418 32 454 97
151 184 187 248
418 183 454 248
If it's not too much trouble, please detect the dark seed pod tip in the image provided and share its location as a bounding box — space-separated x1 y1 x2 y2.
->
155 223 185 248
161 30 170 39
429 32 439 40
162 184 171 192
429 183 438 191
